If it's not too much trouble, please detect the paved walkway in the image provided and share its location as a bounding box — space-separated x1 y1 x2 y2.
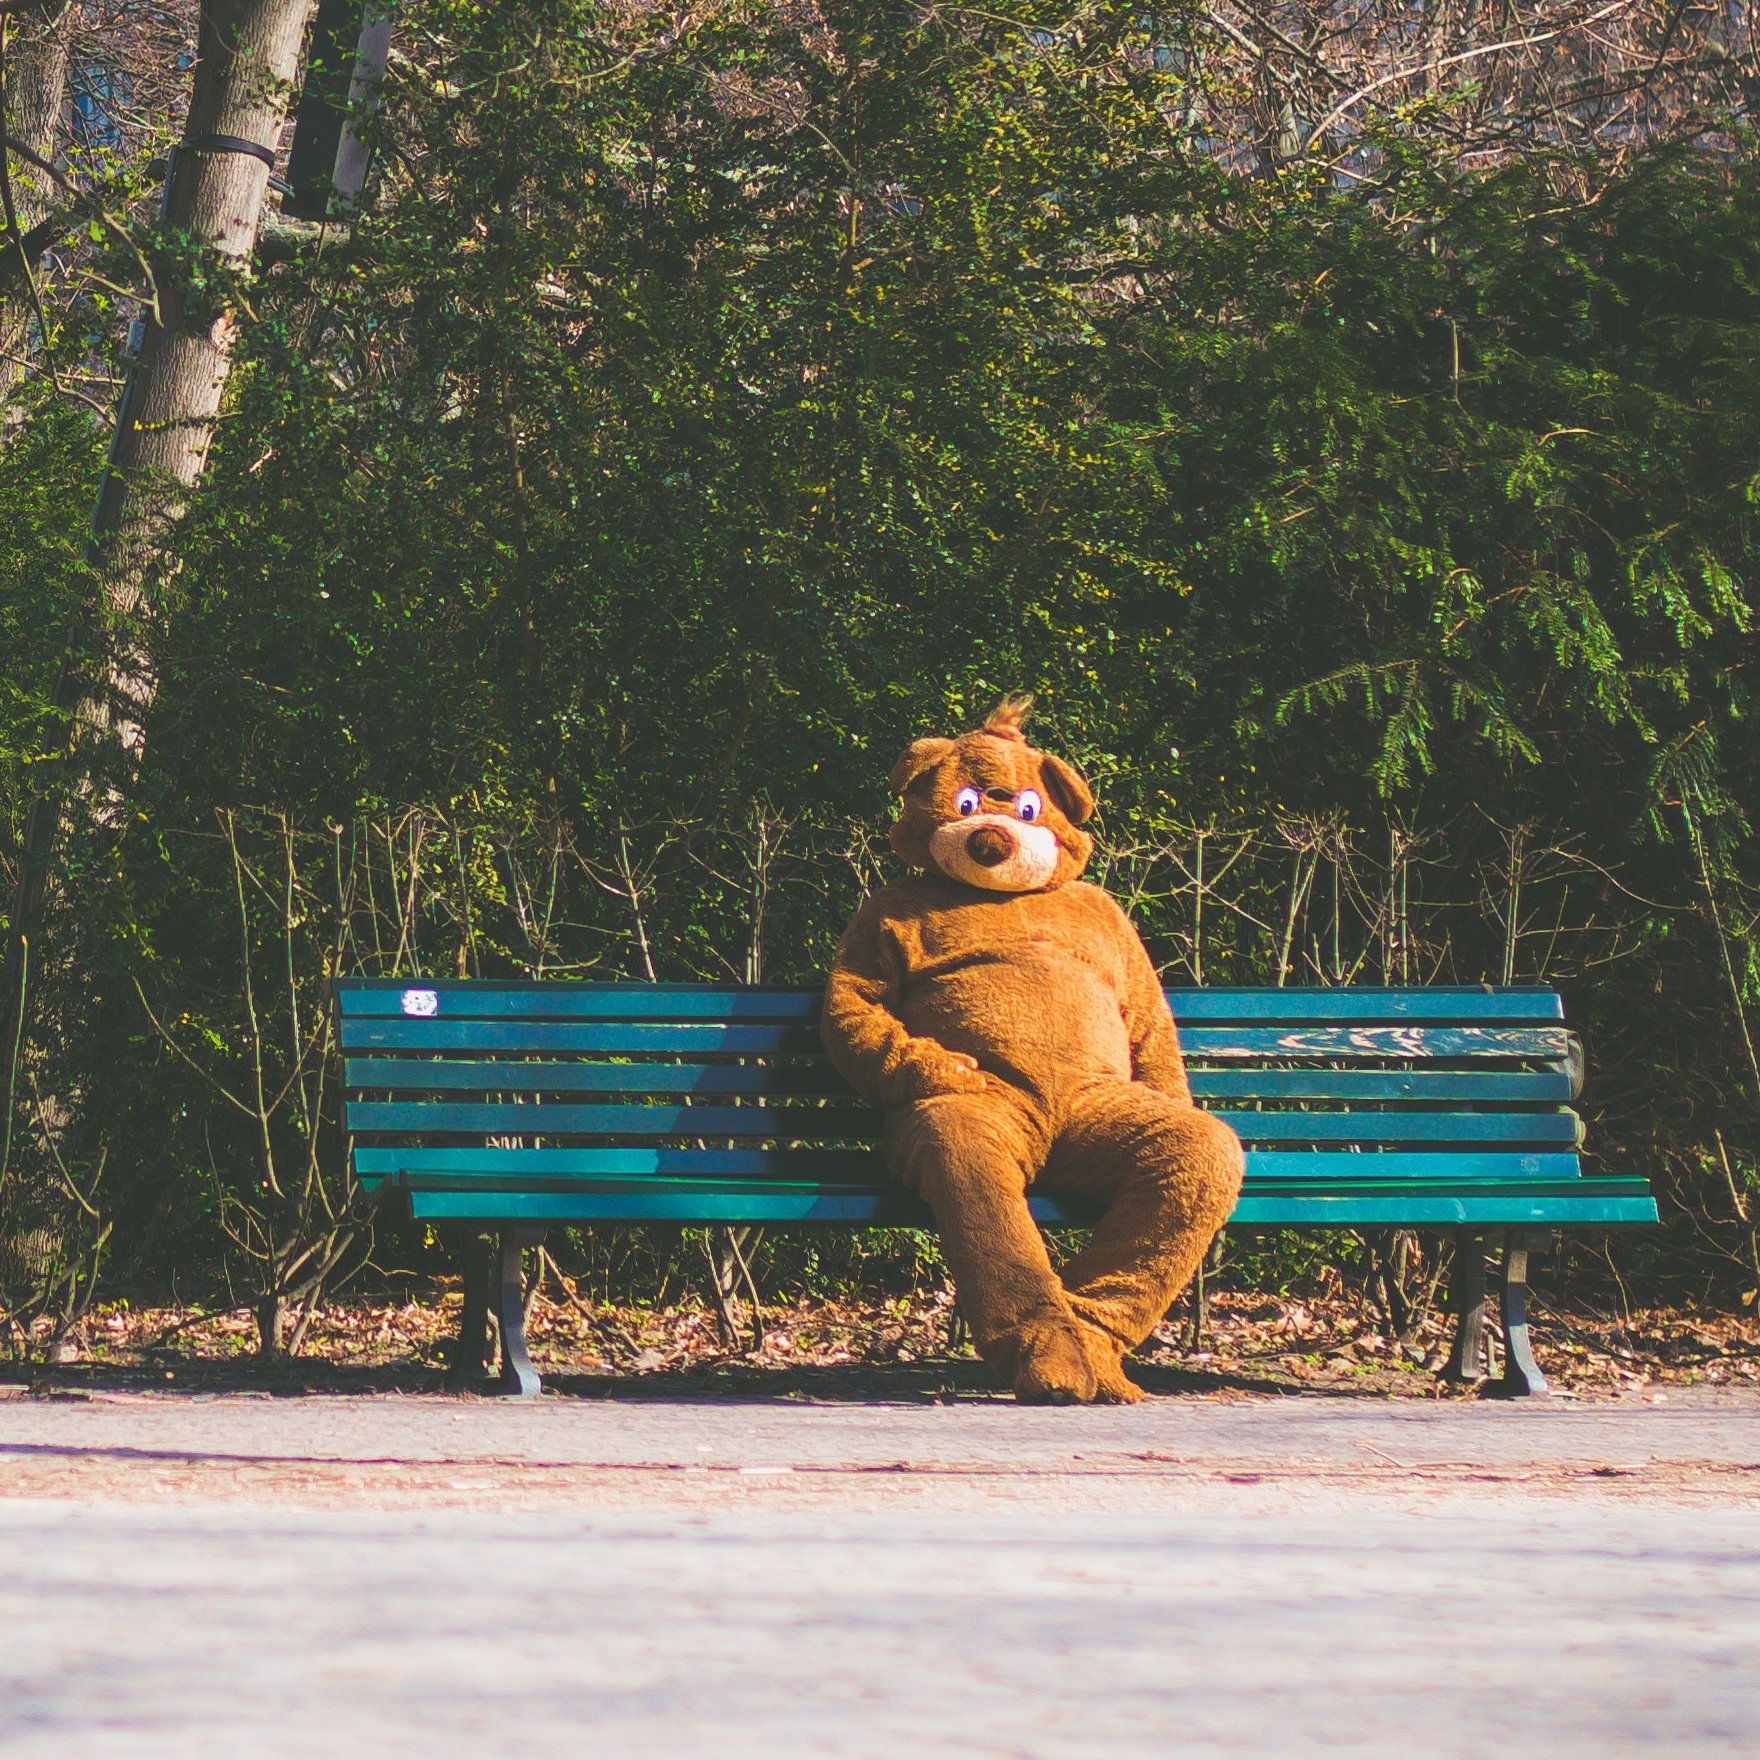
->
3 1389 1757 1757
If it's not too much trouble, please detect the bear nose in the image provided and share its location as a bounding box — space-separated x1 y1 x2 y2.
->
965 824 1013 868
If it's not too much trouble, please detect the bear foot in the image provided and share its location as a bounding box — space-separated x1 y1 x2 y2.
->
1088 1357 1147 1404
1010 1320 1100 1405
1073 1322 1147 1404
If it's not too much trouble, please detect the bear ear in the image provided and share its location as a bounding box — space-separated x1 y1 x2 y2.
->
888 737 956 796
1039 752 1094 825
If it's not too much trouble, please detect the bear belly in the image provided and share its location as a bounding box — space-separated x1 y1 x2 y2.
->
900 948 1133 1100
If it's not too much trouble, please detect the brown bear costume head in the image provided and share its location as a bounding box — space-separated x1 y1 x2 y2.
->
888 697 1094 892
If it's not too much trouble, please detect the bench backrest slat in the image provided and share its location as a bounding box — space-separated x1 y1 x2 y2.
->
344 1099 1578 1147
342 1056 1575 1106
342 1017 1570 1061
335 981 1563 1026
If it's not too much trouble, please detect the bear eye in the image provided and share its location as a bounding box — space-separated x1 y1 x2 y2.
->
1017 789 1043 822
955 786 982 816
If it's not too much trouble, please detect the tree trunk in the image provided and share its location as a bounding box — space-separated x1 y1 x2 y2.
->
257 1290 287 1359
0 4 74 411
9 0 313 933
85 0 315 792
2 0 315 1255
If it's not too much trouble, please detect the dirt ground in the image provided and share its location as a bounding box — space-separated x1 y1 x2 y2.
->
26 1281 1760 1402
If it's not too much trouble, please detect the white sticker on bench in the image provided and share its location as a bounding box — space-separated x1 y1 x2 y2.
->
401 988 439 1017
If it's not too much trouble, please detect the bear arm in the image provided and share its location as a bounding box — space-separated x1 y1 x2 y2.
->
1116 909 1193 1105
822 905 983 1107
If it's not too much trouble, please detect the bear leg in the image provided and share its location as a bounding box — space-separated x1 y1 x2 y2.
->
1043 1086 1244 1360
885 1093 1097 1399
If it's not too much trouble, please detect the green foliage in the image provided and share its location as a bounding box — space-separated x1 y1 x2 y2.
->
0 404 101 777
3 1 1758 1325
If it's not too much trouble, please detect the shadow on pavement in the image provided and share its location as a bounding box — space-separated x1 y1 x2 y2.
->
3 1354 1382 1403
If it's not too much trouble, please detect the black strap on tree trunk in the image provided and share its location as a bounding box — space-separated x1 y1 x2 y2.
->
181 132 278 169
160 135 280 220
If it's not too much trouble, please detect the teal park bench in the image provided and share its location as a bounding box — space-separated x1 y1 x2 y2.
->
336 980 1659 1398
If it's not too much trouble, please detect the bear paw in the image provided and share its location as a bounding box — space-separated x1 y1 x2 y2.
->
1011 1320 1100 1405
1088 1357 1147 1404
1073 1324 1147 1403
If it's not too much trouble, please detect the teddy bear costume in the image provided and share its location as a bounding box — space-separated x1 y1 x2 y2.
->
822 699 1243 1403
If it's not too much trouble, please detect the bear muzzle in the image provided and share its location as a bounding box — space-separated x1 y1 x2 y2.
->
928 814 1061 892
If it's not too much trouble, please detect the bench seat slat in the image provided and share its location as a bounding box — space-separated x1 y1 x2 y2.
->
394 1180 1658 1230
344 1099 1580 1148
377 1170 1607 1196
343 1019 1572 1061
1231 1188 1655 1227
342 1058 1575 1106
334 980 1564 1027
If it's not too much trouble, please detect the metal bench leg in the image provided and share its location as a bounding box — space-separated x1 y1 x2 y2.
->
494 1227 545 1398
445 1230 493 1390
1492 1229 1552 1397
1443 1231 1489 1383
